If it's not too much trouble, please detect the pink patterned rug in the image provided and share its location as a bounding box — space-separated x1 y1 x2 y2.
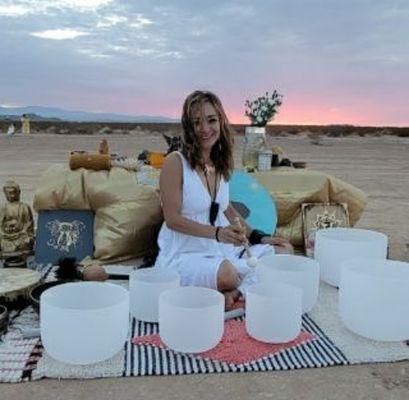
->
133 319 315 365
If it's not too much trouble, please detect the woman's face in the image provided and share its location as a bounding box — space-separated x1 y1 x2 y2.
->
191 101 221 153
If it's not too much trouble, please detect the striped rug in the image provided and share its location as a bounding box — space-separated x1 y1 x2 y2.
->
0 308 43 383
0 263 53 383
123 314 349 377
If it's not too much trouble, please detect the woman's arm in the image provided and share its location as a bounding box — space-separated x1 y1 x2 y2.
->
225 202 294 253
224 203 252 237
160 153 244 245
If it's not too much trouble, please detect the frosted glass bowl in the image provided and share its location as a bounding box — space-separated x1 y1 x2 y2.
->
257 255 320 313
130 268 180 322
339 259 409 341
246 283 302 343
159 287 224 353
40 282 129 364
315 228 388 286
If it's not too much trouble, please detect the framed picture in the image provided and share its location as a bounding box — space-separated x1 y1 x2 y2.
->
302 203 350 258
35 210 94 265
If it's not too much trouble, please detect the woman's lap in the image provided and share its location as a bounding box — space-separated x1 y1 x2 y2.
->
171 254 224 290
157 243 275 292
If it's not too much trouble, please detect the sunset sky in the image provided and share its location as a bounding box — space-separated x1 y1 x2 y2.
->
0 0 408 126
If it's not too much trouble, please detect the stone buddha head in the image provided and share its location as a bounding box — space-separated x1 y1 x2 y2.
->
3 180 21 203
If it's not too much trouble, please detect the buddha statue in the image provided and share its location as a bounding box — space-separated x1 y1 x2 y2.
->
0 180 35 257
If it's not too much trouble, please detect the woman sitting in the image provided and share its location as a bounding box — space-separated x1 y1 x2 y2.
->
156 90 293 310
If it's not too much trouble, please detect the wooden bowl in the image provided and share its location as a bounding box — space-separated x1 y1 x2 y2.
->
293 161 307 169
29 281 67 314
4 256 26 268
0 268 41 303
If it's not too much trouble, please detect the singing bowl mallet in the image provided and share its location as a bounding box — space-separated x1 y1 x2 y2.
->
235 217 258 268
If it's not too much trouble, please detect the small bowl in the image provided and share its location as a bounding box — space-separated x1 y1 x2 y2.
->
293 161 306 169
4 256 26 268
0 305 9 334
29 281 68 314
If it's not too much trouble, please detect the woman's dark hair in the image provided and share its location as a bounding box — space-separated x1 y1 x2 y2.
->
181 90 234 181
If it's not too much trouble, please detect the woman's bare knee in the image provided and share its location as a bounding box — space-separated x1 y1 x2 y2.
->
217 260 239 292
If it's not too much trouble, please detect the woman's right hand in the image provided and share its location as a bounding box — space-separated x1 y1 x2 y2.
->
217 225 247 246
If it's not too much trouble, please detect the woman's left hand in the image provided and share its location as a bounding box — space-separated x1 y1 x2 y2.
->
260 236 294 254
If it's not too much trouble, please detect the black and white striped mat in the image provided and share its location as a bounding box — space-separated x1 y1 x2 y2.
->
123 314 349 376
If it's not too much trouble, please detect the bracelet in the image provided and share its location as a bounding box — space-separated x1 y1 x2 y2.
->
248 229 270 245
215 226 222 242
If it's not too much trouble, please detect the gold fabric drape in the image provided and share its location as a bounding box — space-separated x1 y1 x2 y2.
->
33 165 163 262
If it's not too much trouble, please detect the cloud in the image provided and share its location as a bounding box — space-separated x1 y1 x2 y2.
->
108 44 128 52
0 101 23 107
56 0 112 10
0 4 31 16
215 2 255 17
78 48 111 58
1 1 408 125
129 13 154 28
96 14 127 28
0 0 113 17
30 28 89 40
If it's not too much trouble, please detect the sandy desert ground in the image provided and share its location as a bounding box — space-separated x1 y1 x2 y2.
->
1 132 409 399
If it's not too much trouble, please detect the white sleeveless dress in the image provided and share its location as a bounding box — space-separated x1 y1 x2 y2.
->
155 152 274 294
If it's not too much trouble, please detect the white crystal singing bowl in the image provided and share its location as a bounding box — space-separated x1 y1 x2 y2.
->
339 259 409 341
159 287 224 353
40 282 129 365
246 283 302 343
130 268 180 322
315 228 388 286
257 254 320 313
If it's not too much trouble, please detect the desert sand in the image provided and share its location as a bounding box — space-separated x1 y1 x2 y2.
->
1 132 409 398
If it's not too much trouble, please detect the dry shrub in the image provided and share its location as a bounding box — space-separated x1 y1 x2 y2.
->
98 126 112 134
307 131 323 145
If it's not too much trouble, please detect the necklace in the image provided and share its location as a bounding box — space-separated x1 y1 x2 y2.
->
203 163 215 175
203 166 219 226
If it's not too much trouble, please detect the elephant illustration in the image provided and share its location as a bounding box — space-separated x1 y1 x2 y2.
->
46 220 86 252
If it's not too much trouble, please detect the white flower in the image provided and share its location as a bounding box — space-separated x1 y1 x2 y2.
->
245 90 283 125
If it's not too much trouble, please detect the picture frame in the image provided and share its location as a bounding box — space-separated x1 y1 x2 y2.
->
301 202 350 258
35 210 94 265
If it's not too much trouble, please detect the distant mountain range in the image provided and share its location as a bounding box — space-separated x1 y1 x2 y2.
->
0 105 178 123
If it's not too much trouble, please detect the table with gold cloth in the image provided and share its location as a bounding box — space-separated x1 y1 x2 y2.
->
252 168 368 248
